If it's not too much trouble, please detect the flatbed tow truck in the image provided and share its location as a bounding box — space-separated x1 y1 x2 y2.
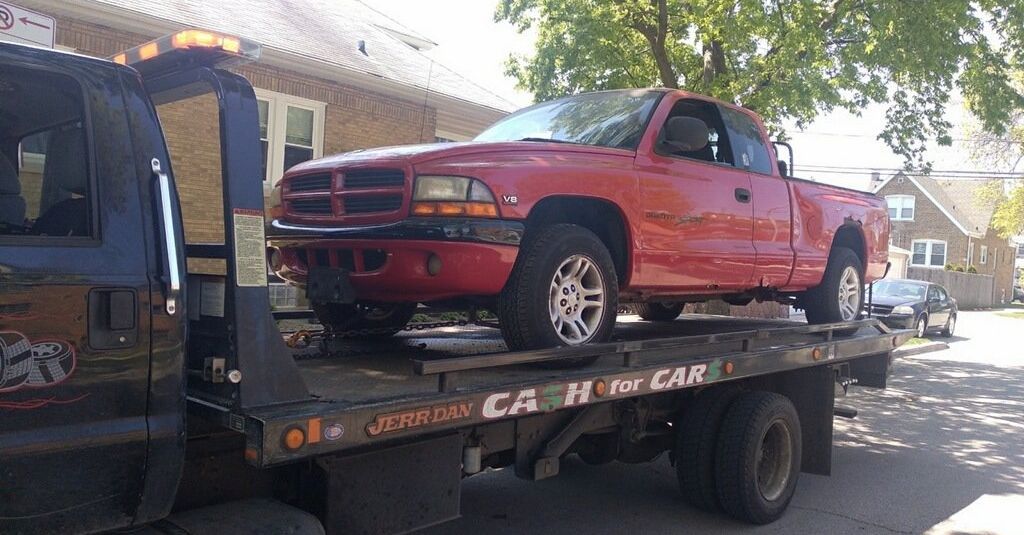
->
0 32 913 535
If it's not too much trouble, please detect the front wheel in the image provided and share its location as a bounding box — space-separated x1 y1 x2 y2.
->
803 247 863 324
313 302 417 338
915 313 929 338
498 224 618 367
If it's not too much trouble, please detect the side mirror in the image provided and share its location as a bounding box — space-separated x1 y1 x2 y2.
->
659 117 709 153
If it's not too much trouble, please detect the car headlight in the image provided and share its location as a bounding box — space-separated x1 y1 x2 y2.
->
411 175 498 217
892 305 914 315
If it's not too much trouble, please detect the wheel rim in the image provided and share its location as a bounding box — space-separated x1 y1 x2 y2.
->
360 304 400 322
947 316 955 334
548 254 605 345
757 419 794 502
918 316 927 337
837 266 861 320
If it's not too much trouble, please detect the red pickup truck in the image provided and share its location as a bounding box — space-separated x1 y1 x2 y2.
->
267 89 889 354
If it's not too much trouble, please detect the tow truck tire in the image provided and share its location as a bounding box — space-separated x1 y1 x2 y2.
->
499 224 618 367
803 247 863 325
635 302 685 321
675 386 741 512
715 391 801 525
313 302 417 338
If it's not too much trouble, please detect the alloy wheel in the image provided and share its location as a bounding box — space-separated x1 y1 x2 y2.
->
836 266 861 321
548 254 606 344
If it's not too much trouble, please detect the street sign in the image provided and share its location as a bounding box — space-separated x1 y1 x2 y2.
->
0 1 54 48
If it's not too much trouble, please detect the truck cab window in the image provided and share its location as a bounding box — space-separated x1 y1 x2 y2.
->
659 99 734 165
719 106 773 174
0 67 91 238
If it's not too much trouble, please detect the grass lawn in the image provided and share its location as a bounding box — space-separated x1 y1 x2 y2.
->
903 337 931 346
996 311 1024 319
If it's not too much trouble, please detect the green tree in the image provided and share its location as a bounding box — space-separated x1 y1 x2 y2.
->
497 0 1024 165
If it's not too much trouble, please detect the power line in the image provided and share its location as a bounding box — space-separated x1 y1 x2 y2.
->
788 130 1024 144
798 163 1024 177
799 168 1024 180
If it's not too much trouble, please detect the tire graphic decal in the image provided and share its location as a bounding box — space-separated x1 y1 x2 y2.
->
0 332 82 408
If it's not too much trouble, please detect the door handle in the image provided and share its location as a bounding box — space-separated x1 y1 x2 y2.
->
735 188 752 203
88 289 137 350
153 158 181 315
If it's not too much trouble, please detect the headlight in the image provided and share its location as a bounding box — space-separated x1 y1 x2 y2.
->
411 175 498 218
892 305 914 315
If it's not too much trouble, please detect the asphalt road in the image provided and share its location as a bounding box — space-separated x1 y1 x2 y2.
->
426 308 1024 535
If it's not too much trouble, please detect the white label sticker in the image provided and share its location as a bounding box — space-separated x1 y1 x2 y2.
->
232 209 268 288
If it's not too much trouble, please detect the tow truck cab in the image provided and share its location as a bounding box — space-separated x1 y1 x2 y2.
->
0 32 308 533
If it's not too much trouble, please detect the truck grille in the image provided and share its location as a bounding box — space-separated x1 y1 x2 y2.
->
343 169 405 189
290 173 333 193
291 199 333 215
283 167 407 220
344 195 403 214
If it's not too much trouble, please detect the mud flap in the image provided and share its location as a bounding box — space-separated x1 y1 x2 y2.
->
320 434 462 535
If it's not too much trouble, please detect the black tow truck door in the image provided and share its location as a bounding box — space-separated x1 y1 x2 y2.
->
0 45 154 533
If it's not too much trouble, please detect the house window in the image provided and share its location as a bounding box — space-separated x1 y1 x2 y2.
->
911 239 946 268
885 195 915 221
255 89 326 190
980 245 988 265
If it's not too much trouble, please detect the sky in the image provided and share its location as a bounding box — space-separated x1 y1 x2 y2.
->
368 1 1004 192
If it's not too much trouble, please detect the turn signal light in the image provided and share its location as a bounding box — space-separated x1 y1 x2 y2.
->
411 201 498 218
282 427 306 451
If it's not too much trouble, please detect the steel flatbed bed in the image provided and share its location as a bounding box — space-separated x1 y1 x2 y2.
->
191 315 911 468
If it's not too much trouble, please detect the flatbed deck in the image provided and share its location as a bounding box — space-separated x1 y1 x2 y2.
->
210 314 911 468
295 315 812 405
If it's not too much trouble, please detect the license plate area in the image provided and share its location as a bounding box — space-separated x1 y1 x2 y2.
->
306 267 355 304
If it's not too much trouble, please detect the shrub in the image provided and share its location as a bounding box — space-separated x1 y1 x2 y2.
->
944 263 955 271
953 264 966 272
967 265 978 274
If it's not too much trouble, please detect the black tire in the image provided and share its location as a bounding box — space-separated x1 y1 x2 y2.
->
941 314 955 338
715 391 802 525
635 302 685 322
915 313 929 338
313 302 417 338
803 247 863 324
675 387 742 512
499 224 619 368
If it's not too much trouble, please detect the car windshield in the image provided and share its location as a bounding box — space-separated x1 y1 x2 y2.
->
475 90 663 150
872 281 926 300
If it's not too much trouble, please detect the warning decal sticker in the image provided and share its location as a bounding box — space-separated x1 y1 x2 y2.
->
232 208 268 288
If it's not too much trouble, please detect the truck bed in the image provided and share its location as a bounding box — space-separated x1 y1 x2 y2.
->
293 315 805 406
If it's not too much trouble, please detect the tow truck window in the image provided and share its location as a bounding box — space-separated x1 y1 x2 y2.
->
0 67 92 239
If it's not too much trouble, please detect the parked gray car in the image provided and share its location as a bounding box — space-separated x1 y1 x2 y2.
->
864 279 957 338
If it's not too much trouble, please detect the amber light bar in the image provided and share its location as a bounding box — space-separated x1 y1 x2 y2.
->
111 29 260 69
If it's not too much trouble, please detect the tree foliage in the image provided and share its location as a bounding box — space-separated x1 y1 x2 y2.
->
497 0 1024 165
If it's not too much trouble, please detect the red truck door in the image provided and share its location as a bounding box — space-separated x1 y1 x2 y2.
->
717 106 795 288
634 97 756 292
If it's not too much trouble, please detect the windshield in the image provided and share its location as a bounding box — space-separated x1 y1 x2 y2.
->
475 90 663 150
872 281 926 301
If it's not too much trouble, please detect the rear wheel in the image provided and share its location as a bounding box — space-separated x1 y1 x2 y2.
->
941 314 955 337
499 224 618 367
803 247 863 324
715 391 801 524
635 302 685 322
313 302 417 338
675 387 741 512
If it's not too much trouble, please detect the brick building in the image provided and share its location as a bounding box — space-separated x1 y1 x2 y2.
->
875 172 1017 304
15 0 516 302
